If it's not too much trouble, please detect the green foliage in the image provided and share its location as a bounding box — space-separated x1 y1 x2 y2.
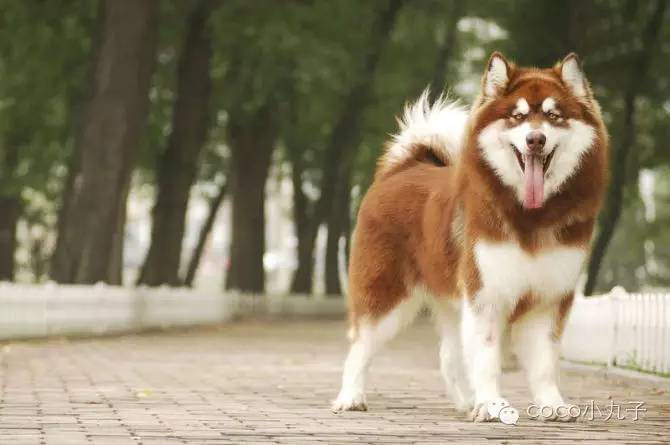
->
0 0 667 288
0 0 97 280
136 0 193 183
0 0 96 197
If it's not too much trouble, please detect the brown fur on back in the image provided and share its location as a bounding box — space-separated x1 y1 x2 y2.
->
348 161 462 321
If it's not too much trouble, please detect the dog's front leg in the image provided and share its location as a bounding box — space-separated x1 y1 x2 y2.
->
461 299 511 422
511 303 578 422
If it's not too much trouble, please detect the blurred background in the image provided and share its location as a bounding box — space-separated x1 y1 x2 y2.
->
0 0 668 297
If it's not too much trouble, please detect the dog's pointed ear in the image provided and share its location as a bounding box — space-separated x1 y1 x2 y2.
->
560 53 588 98
483 52 511 97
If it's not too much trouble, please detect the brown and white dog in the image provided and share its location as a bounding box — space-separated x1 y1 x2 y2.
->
332 53 608 422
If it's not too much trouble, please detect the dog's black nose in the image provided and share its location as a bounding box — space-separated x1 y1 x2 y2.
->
526 131 546 152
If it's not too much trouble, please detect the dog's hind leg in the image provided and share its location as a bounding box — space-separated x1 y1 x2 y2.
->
431 298 474 412
331 293 423 412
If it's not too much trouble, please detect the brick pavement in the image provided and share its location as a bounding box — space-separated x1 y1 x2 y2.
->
0 318 668 444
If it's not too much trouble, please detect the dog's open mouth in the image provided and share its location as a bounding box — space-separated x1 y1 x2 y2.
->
511 144 557 209
511 144 556 174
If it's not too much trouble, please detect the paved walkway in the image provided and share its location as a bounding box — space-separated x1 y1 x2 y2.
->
0 318 668 444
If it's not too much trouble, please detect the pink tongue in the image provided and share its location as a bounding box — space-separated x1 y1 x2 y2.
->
523 154 544 209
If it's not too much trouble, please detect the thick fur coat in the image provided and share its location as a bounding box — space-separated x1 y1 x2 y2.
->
332 52 608 422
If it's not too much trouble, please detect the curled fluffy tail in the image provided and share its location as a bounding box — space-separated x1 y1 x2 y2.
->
377 89 468 177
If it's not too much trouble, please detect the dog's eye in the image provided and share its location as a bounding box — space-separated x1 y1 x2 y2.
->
511 113 525 121
546 111 560 121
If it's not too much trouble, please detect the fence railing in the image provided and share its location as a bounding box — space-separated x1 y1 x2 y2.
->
1 283 668 377
562 287 670 376
0 283 345 340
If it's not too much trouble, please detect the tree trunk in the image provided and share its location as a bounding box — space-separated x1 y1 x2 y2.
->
225 105 278 293
325 174 350 296
29 230 49 283
288 147 315 294
51 144 81 282
0 196 19 281
182 179 227 287
291 227 317 295
52 0 158 284
429 0 463 101
0 136 21 281
138 0 215 286
107 179 130 285
343 196 352 266
584 0 666 295
288 0 406 294
51 1 103 283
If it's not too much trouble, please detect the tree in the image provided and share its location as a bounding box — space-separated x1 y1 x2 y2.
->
214 2 306 293
0 144 19 280
0 0 664 292
584 0 667 295
224 103 279 293
429 0 465 102
138 0 216 286
324 175 351 295
286 140 314 294
290 0 407 294
51 0 158 284
320 0 467 296
182 178 227 287
0 0 96 282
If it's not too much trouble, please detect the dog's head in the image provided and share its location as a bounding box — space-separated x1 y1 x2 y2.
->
471 52 602 209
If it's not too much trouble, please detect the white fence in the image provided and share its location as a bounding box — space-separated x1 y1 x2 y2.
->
0 283 667 376
562 287 670 375
0 283 346 340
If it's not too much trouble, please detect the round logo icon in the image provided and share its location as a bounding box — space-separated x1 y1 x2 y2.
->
487 398 510 419
499 406 520 425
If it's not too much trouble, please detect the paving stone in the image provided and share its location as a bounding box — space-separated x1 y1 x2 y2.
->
0 318 668 444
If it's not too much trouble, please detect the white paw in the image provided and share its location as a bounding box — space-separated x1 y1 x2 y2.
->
331 391 368 413
469 402 494 422
469 398 512 422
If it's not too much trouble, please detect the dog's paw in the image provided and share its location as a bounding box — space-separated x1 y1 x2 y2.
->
331 392 368 413
530 403 579 422
469 402 493 422
468 398 512 423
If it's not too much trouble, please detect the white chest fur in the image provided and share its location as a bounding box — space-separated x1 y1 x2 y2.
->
473 240 586 307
